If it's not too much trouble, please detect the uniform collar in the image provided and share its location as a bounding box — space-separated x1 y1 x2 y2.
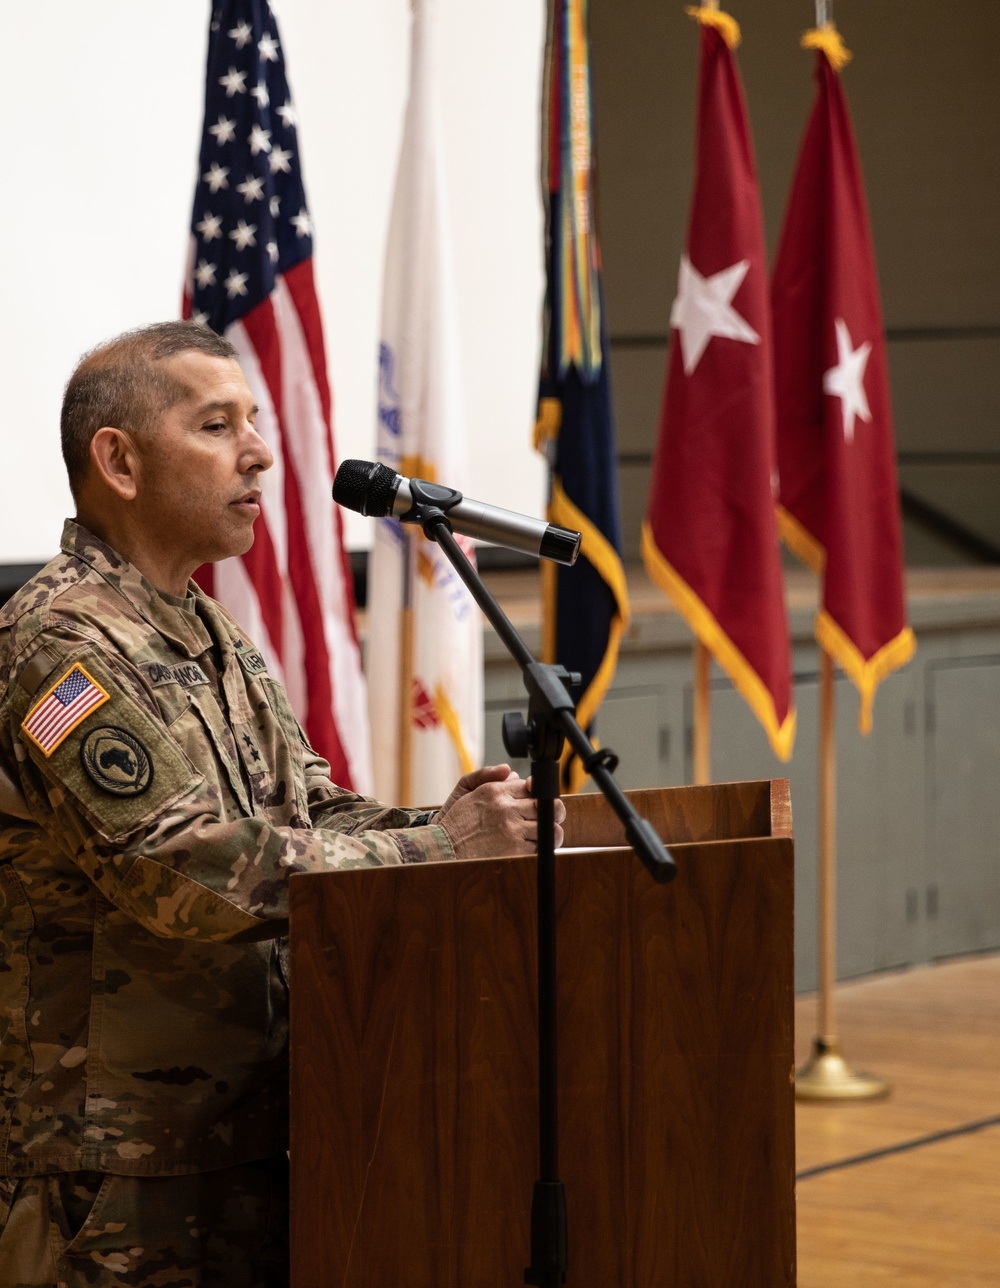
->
61 519 214 659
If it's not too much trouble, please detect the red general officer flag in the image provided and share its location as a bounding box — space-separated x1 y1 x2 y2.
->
642 6 794 760
772 24 915 732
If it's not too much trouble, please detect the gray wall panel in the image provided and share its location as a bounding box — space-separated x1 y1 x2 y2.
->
927 657 1000 957
483 605 1000 992
900 463 1000 550
889 337 1000 454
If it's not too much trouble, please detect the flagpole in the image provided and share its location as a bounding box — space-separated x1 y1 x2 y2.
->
818 646 836 1037
693 641 711 784
796 647 889 1100
398 530 415 806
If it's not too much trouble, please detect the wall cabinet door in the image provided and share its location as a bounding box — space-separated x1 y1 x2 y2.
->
927 657 1000 958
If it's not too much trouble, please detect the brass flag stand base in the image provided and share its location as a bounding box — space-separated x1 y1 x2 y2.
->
795 1036 890 1101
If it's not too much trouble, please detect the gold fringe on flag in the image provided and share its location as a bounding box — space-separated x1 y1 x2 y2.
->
551 478 630 791
802 23 852 71
686 5 741 50
642 522 796 761
815 612 916 734
776 503 826 575
777 505 916 733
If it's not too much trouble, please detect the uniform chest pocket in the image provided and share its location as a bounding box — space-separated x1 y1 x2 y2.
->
166 690 254 819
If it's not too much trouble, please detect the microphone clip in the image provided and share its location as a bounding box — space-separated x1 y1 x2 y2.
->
399 478 464 541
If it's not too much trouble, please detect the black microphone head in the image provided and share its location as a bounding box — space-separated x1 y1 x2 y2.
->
333 459 399 517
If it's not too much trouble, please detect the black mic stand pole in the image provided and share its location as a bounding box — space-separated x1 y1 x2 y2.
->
404 481 676 1288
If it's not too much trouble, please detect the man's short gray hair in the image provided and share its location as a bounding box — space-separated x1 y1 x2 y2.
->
61 321 239 497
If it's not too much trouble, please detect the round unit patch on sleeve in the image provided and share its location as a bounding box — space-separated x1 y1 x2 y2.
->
81 727 154 796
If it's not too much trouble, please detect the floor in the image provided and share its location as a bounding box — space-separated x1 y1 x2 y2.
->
794 952 1000 1286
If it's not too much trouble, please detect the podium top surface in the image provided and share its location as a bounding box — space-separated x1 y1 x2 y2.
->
560 778 791 851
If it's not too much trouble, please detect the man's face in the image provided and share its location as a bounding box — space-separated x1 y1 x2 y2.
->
132 350 273 571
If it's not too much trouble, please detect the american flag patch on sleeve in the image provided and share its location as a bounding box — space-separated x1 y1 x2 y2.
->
21 664 110 756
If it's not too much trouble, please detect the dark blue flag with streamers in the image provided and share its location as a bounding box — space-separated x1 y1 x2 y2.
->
535 0 629 792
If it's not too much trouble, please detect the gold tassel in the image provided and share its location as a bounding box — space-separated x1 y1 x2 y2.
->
685 6 741 50
533 396 562 453
802 22 852 71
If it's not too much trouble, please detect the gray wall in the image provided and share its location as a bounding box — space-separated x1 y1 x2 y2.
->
483 592 1000 992
589 0 1000 563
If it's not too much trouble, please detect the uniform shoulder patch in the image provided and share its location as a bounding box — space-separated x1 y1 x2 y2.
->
235 642 268 678
21 664 109 757
81 727 153 796
16 649 204 843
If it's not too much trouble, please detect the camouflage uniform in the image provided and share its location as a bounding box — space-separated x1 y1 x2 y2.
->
0 1159 289 1286
0 521 454 1284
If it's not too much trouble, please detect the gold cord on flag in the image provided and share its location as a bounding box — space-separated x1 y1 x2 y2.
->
432 684 475 775
802 23 852 71
685 5 741 50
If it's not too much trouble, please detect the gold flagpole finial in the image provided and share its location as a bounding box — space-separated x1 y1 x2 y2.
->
802 20 852 71
686 4 741 50
805 0 852 71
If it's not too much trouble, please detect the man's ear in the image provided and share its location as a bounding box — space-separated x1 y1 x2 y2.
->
89 427 140 501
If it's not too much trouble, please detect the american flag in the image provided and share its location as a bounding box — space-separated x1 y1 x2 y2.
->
21 665 109 757
184 0 371 792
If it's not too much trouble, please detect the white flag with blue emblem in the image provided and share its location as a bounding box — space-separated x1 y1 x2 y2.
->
367 0 484 805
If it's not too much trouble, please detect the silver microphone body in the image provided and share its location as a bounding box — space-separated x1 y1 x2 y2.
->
333 460 581 566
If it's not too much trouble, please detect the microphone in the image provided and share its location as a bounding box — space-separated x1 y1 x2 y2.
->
333 459 581 566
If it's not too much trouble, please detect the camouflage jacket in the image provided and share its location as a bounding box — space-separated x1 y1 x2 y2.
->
0 520 453 1177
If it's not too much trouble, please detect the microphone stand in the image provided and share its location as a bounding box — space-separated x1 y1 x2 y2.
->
405 482 676 1288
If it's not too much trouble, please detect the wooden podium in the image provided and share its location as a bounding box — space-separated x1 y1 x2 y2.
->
289 779 796 1286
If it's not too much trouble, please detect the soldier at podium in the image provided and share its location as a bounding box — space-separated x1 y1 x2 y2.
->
0 321 564 1287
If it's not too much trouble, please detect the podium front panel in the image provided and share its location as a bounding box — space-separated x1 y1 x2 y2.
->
290 828 795 1286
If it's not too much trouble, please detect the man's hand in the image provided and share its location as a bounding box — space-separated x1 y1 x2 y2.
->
433 764 566 859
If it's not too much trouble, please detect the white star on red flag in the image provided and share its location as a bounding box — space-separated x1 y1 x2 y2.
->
823 317 872 442
670 253 760 375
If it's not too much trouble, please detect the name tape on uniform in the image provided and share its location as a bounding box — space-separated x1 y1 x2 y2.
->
139 661 210 690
